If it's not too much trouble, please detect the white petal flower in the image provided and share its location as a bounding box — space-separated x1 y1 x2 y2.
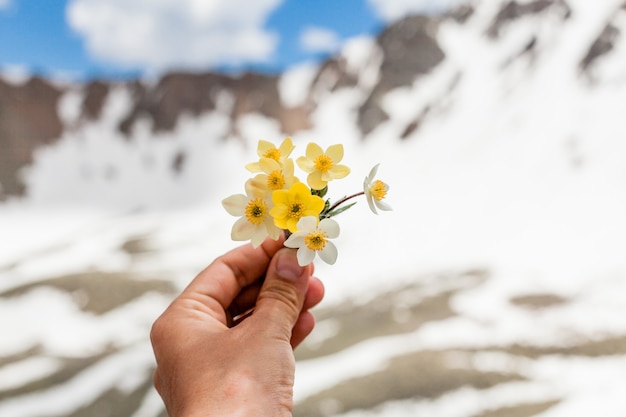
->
222 179 281 248
284 216 340 266
363 163 392 215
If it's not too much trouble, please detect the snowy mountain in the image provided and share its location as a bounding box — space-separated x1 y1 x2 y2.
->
3 0 626 416
3 0 620 206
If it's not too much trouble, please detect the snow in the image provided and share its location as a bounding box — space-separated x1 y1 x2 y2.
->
330 355 626 417
279 61 319 107
341 36 383 91
57 87 84 127
0 343 154 417
3 0 626 415
0 357 62 391
0 287 166 357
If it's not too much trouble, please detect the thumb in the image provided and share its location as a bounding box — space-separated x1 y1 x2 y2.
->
253 248 311 341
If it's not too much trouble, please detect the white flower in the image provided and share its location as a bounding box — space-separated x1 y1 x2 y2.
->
363 164 392 215
284 216 340 266
222 179 281 248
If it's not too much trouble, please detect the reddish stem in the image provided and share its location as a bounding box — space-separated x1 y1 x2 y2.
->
326 191 365 213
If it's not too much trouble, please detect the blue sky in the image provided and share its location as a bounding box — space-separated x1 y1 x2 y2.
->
0 0 458 80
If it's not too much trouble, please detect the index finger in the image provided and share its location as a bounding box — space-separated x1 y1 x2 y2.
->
183 235 285 314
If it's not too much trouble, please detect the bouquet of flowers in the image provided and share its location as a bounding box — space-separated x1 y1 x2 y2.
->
222 137 391 266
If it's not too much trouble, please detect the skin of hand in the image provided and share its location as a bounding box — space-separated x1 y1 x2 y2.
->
150 235 325 417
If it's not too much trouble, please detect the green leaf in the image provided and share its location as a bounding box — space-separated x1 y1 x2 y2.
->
324 201 357 218
319 199 331 218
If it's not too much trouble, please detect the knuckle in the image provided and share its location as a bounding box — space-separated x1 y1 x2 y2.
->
261 281 302 320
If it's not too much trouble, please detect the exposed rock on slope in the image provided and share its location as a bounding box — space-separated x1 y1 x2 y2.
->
0 77 63 196
0 13 447 200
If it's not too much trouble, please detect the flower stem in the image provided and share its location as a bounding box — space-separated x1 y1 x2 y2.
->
327 191 365 213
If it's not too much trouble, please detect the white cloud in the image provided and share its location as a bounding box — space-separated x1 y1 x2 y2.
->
66 0 283 72
0 64 31 85
299 26 341 54
0 0 12 10
367 0 469 22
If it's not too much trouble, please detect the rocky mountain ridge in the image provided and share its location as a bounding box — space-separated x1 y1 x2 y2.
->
0 0 621 200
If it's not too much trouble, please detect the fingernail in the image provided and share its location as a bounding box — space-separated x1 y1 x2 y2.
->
276 250 303 281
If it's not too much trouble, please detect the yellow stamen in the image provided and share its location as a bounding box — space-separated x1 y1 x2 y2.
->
370 180 388 201
288 202 304 218
304 230 328 251
267 170 285 190
314 154 334 173
263 148 281 161
245 198 268 225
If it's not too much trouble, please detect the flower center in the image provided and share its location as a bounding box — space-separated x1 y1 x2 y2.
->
314 154 334 173
288 202 304 218
245 198 268 225
304 230 328 251
370 180 388 201
267 170 285 190
263 148 281 161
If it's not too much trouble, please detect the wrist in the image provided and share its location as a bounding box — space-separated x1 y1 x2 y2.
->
180 405 291 417
170 383 293 417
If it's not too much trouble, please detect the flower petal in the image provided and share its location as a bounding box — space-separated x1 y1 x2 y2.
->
366 193 378 214
259 157 281 174
318 242 338 265
375 200 393 211
284 233 305 248
326 144 344 163
296 156 315 173
269 204 288 219
272 189 289 205
265 218 282 240
257 140 274 156
245 161 262 172
305 142 324 159
279 137 295 157
231 217 255 241
307 171 326 190
319 218 340 238
285 175 300 189
222 194 247 216
297 247 316 266
286 217 300 233
305 195 325 215
248 176 268 196
366 164 380 182
282 158 295 176
291 182 311 200
250 226 269 248
273 215 290 230
296 216 318 232
330 164 350 179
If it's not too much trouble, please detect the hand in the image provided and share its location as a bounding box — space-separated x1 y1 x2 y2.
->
150 236 324 417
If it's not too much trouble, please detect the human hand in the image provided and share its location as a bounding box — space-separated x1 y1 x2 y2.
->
150 236 324 417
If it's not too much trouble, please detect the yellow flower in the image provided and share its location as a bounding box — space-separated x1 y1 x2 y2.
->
296 142 351 190
284 216 340 266
363 164 392 214
246 137 295 172
270 182 325 233
222 179 281 248
249 157 299 196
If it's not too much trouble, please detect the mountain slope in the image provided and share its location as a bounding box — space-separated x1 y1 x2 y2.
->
3 1 626 416
2 0 625 205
